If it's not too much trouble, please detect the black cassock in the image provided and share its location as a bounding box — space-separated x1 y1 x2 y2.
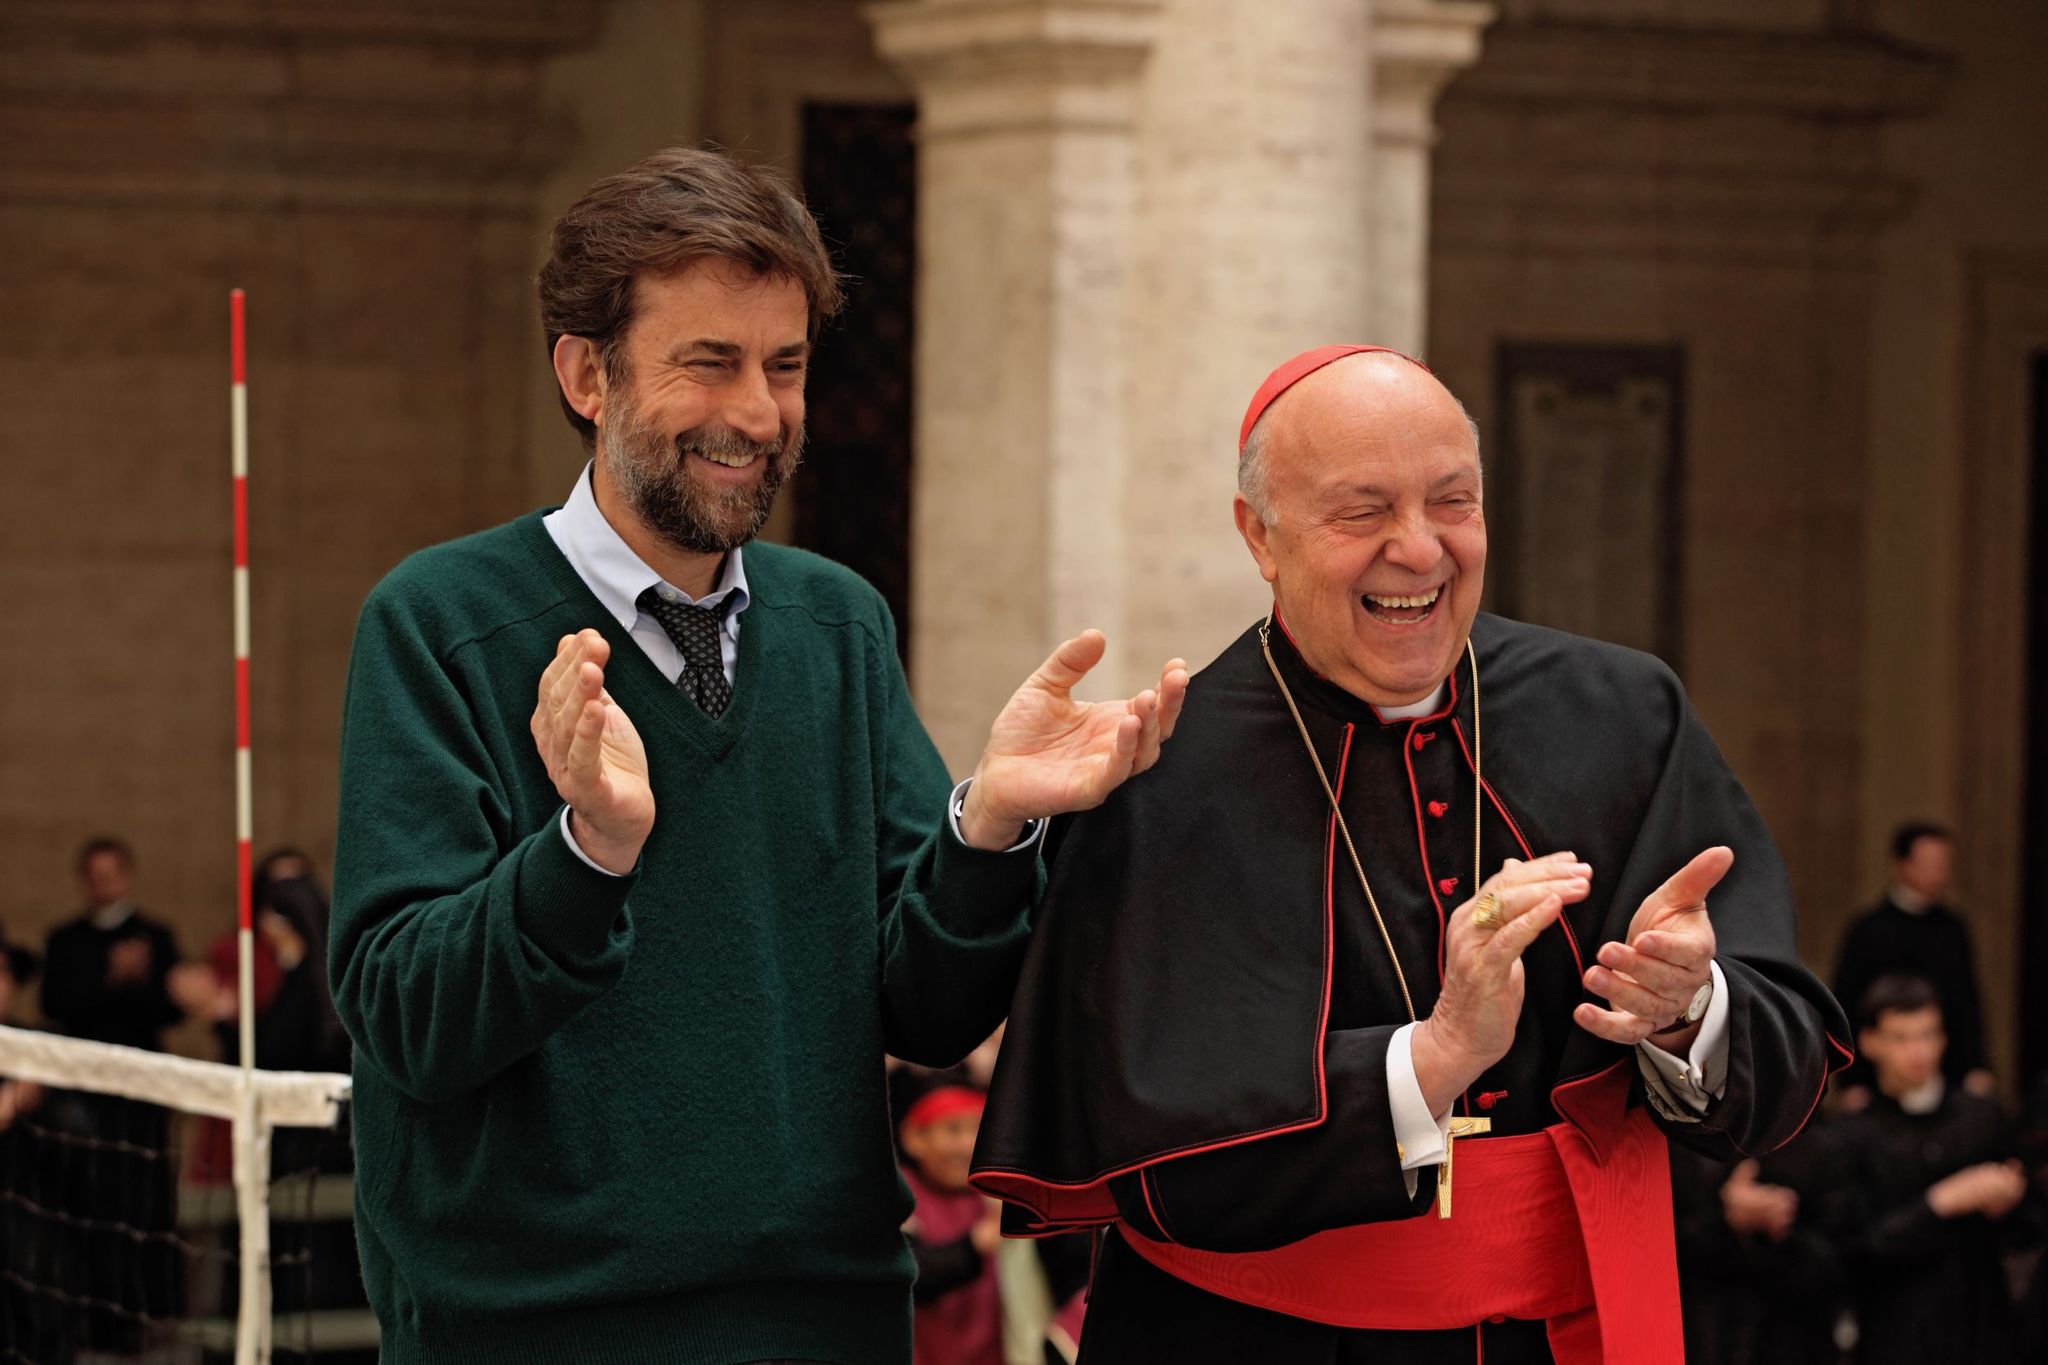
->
974 614 1850 1364
1829 1088 2029 1365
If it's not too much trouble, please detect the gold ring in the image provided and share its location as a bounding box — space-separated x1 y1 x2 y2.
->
1470 891 1505 931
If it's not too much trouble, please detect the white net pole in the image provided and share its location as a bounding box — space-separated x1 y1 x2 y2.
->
0 1024 350 1359
236 1103 271 1365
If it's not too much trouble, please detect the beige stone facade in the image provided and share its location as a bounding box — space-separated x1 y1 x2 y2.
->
2 0 2044 1075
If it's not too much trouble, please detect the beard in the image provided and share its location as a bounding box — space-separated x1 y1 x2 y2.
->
598 387 805 556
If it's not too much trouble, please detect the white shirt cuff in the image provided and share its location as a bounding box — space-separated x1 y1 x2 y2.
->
1387 1022 1452 1198
1636 959 1731 1120
947 779 1047 853
559 806 630 877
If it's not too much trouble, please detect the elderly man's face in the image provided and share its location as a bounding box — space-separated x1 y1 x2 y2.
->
596 258 810 555
1235 355 1486 706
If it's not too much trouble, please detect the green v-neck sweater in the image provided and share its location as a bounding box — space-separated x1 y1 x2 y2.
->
331 512 1040 1365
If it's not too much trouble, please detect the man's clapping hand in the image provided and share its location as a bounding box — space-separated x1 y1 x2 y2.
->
532 630 652 874
1577 846 1728 1053
958 631 1189 851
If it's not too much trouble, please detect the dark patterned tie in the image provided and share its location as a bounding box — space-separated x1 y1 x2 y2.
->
637 587 736 717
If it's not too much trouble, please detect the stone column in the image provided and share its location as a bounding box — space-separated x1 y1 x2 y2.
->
1370 0 1493 356
868 0 1163 769
1118 0 1384 695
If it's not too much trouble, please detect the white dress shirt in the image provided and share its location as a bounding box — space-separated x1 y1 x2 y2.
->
543 463 748 686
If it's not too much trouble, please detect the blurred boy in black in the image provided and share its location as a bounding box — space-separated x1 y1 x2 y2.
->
1833 823 1991 1098
1831 973 2030 1363
1670 1126 1846 1365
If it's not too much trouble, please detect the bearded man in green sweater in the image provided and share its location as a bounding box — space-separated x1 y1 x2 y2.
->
331 146 1188 1365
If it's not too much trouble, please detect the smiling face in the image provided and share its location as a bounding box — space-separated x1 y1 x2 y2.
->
901 1111 981 1193
589 258 810 556
1234 353 1486 706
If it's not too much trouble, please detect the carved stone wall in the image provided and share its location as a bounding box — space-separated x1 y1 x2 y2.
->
0 1 605 964
1430 17 1945 975
1859 0 2048 1085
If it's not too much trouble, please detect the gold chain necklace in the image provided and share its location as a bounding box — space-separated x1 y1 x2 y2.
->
1257 615 1483 1026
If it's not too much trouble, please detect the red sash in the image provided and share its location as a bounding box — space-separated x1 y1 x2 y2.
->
1119 1072 1681 1364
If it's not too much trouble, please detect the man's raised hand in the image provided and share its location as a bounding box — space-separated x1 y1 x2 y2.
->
1576 845 1728 1050
957 630 1189 851
531 629 652 874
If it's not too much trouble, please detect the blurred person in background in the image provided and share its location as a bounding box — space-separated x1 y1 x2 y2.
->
37 836 186 1353
1832 822 1991 1103
182 846 347 1076
896 1066 1005 1365
894 1066 1088 1365
40 837 183 1052
174 847 365 1337
0 924 44 1123
2020 1071 2048 1360
183 847 351 1182
0 922 82 1365
1830 973 2031 1364
1669 1130 1846 1365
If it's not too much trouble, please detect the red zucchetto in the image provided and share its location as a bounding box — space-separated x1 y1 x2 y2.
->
1238 344 1432 453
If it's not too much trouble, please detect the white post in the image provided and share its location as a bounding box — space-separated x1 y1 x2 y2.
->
234 1103 273 1365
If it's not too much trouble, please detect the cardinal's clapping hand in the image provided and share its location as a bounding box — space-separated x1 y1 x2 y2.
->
957 630 1190 850
1575 846 1728 1052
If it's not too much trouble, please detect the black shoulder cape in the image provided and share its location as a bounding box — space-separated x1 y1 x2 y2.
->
973 613 1850 1235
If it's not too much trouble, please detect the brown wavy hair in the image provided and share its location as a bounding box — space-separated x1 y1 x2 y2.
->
537 146 845 449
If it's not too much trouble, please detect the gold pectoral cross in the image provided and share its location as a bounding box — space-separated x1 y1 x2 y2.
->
1436 1116 1491 1219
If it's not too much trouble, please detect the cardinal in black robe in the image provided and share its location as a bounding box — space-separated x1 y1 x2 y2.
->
972 346 1850 1365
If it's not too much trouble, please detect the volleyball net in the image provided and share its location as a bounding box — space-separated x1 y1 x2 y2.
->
0 1023 360 1364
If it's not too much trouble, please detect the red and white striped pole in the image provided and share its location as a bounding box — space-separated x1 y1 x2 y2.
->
231 288 254 1079
229 289 271 1365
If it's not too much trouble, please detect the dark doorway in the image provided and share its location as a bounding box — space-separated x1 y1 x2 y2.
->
2022 349 2048 1081
797 102 918 663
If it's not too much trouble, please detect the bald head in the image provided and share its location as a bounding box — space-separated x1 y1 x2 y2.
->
1231 350 1488 706
1238 351 1480 521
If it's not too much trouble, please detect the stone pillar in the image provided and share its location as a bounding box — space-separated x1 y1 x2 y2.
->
1110 0 1388 706
875 0 1475 769
868 0 1163 769
1370 0 1493 356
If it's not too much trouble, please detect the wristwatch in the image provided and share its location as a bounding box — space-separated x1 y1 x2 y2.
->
1653 979 1714 1035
